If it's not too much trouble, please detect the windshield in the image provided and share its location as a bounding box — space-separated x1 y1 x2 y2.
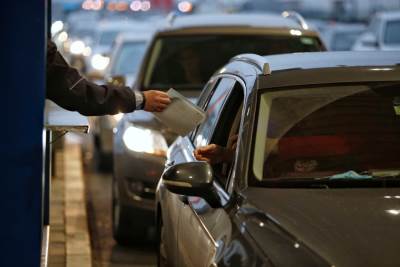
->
253 84 400 182
99 30 119 46
143 34 323 90
332 30 363 51
112 41 147 75
384 20 400 45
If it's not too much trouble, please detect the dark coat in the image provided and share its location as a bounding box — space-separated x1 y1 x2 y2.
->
46 40 136 116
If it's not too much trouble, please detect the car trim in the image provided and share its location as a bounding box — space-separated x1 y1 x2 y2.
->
188 203 218 247
164 180 192 188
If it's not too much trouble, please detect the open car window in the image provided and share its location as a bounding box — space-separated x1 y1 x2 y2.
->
253 83 400 181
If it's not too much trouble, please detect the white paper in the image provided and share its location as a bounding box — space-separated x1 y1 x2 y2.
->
153 88 206 136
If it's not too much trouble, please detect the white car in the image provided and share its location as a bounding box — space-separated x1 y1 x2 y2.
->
88 19 155 75
111 12 326 245
353 11 400 51
92 31 153 171
321 22 366 51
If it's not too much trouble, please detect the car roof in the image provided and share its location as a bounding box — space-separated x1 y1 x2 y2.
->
323 22 366 31
96 19 152 31
115 32 153 43
161 13 308 31
230 52 400 90
375 11 400 20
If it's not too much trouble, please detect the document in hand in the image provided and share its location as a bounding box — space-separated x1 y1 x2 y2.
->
153 88 206 136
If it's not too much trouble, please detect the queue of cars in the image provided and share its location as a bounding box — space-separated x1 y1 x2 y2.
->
352 11 400 51
111 12 326 244
57 7 400 266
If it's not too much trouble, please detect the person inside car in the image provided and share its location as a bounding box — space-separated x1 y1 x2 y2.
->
47 40 170 116
194 134 238 164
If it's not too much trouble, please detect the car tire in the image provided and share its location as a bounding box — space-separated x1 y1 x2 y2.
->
157 214 168 267
112 177 145 246
94 134 112 173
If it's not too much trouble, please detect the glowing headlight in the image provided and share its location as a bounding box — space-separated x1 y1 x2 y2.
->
57 31 68 42
122 126 167 156
51 20 64 36
113 113 123 122
70 40 85 55
91 54 110 71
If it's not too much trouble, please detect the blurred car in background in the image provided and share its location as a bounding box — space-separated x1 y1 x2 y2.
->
92 31 153 171
321 22 366 51
87 19 154 79
111 12 326 244
353 11 400 51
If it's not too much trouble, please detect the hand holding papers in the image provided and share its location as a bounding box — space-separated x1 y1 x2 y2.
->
153 88 206 136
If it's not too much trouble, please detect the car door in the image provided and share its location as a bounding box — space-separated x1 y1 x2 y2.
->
159 77 220 267
173 76 246 267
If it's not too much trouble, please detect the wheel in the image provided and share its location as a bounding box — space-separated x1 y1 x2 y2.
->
112 177 144 245
93 134 112 173
157 214 168 267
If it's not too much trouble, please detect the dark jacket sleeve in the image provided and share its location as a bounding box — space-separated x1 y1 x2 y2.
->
46 40 136 116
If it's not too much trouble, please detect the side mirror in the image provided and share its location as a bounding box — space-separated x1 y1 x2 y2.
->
162 161 221 208
107 75 126 87
360 32 379 48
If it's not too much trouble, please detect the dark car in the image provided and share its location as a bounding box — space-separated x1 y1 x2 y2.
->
112 12 325 244
156 51 400 267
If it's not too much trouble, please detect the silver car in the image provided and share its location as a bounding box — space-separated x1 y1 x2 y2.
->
91 31 153 171
112 12 325 244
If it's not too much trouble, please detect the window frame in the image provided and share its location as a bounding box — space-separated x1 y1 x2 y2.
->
191 73 247 192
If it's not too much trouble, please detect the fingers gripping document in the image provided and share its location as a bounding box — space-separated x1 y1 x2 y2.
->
153 88 206 136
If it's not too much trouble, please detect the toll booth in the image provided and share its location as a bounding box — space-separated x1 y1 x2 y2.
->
0 1 88 266
42 101 89 265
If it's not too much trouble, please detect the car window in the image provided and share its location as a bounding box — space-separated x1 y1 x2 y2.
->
111 41 147 75
193 78 236 148
332 31 363 51
384 20 400 45
189 78 219 142
99 30 119 46
209 82 244 187
253 84 400 181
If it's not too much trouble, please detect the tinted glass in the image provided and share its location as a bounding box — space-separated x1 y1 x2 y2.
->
253 84 400 180
331 31 362 51
384 20 400 45
112 41 147 75
99 30 119 46
194 78 236 147
144 34 323 90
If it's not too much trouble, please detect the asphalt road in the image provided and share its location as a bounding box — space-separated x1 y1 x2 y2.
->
85 169 157 267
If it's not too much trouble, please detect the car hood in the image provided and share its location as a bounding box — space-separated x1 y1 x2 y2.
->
243 187 400 267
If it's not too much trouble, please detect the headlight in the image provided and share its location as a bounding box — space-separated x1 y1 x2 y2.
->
70 40 85 55
122 126 167 156
91 54 110 71
51 20 64 36
113 113 123 122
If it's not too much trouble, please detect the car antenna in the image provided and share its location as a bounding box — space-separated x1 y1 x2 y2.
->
167 12 177 26
282 11 309 30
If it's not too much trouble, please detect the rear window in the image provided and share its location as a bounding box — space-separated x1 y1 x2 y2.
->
384 20 400 45
143 34 323 90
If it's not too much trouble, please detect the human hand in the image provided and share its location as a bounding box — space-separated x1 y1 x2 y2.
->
194 144 233 164
143 90 171 112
